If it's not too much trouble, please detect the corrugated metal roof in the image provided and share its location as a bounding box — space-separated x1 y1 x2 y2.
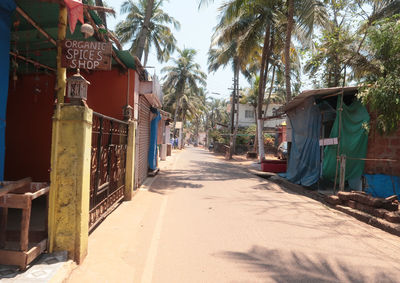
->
283 86 359 113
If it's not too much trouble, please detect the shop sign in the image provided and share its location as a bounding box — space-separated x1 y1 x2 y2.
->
61 39 112 70
319 137 338 146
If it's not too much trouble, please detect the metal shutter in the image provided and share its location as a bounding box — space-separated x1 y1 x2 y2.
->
136 95 151 188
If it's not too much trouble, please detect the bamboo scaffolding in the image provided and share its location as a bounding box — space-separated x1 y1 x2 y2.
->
56 4 67 104
9 51 56 72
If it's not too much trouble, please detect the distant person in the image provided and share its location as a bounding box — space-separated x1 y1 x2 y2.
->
174 137 178 149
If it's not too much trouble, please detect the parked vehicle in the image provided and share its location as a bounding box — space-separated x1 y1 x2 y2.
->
277 141 288 160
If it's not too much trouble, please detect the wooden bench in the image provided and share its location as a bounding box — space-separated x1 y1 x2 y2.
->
0 178 49 270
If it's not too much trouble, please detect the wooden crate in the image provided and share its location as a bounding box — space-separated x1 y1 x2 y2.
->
0 178 49 270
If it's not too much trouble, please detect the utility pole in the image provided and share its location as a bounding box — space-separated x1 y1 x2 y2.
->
228 73 241 159
228 85 235 159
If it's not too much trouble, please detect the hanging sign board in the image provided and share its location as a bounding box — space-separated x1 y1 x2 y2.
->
61 40 112 70
175 122 183 129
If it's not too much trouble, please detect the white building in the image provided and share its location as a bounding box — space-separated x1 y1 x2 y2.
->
228 103 285 128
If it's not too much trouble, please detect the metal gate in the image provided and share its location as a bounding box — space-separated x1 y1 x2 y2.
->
89 112 128 230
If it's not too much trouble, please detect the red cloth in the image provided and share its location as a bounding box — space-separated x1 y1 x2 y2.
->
64 0 84 34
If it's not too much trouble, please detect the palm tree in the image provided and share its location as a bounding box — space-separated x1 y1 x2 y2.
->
162 48 207 146
136 0 155 61
204 0 326 160
94 0 108 27
208 39 249 157
283 0 327 102
204 97 229 146
115 0 180 66
284 0 294 103
210 0 278 161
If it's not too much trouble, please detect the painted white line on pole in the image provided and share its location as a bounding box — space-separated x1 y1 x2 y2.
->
141 195 168 283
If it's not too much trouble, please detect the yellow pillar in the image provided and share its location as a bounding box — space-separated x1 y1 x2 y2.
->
124 121 136 201
48 104 92 263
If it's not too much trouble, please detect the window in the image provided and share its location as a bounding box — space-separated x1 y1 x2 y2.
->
245 110 254 118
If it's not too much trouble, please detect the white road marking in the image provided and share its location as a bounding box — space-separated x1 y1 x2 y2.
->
141 195 168 283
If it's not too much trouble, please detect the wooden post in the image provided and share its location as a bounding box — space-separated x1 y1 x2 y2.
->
20 204 32 251
56 4 67 104
0 208 7 248
339 154 346 191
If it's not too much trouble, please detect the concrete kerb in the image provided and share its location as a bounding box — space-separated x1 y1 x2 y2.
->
246 167 400 238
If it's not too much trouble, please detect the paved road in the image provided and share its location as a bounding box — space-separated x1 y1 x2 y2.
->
68 147 400 283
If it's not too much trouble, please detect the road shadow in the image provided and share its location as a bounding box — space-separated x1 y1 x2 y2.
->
149 150 263 194
149 170 204 194
216 245 398 282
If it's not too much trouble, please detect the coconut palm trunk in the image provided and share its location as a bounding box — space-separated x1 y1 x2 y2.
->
284 0 294 103
253 107 258 152
95 0 107 28
257 24 271 162
136 0 155 62
172 96 181 142
263 64 276 119
228 90 235 159
180 113 186 149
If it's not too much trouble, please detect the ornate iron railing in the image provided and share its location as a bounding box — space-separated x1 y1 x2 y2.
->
89 112 128 230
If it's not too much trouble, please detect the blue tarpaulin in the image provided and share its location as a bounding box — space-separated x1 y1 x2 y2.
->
148 108 161 171
286 98 321 186
365 174 400 198
0 0 16 181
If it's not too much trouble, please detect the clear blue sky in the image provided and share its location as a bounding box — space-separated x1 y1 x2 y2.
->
107 0 249 100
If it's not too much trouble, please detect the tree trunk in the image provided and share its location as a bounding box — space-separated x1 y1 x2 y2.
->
253 107 258 152
172 96 181 141
257 24 271 162
95 0 107 28
136 0 155 62
257 119 264 162
232 63 240 157
284 0 294 103
195 117 200 145
180 114 186 149
228 83 235 159
205 115 209 148
263 64 276 119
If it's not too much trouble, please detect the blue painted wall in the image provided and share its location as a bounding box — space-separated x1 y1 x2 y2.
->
0 0 16 181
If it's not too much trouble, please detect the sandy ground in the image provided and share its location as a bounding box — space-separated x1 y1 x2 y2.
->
67 147 400 283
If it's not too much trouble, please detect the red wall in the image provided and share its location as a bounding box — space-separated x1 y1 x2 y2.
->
5 68 136 182
5 74 55 182
365 121 400 176
83 68 135 120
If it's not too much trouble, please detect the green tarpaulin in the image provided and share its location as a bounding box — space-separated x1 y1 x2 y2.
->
322 99 370 182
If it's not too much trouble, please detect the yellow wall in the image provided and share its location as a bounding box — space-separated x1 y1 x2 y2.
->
48 104 92 263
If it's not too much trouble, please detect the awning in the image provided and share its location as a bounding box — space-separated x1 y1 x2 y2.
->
283 86 359 113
